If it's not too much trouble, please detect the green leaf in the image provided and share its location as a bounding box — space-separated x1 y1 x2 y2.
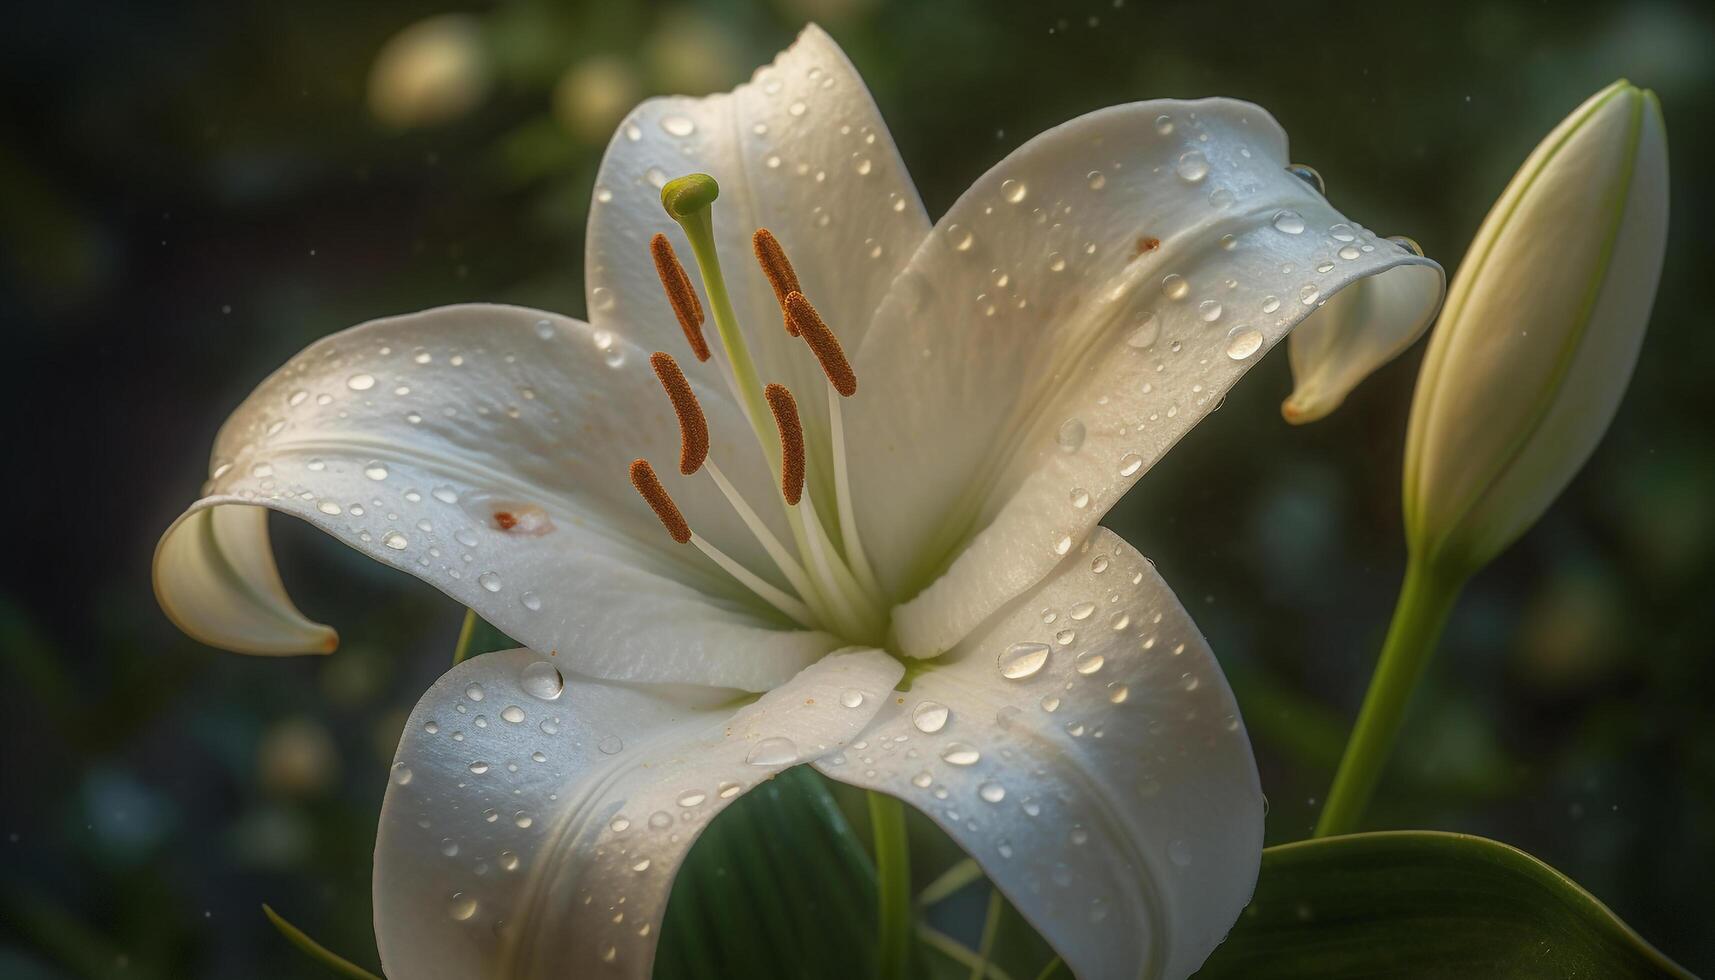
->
656 766 879 980
1196 831 1693 979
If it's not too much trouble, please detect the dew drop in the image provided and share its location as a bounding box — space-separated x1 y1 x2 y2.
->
598 735 624 755
1168 839 1193 867
1001 641 1049 679
448 893 478 921
468 761 490 775
500 705 525 724
1055 418 1086 453
347 373 376 391
1299 284 1321 306
382 531 408 550
392 763 413 785
499 851 520 872
677 791 707 808
940 743 980 766
1001 178 1028 203
840 689 865 708
1086 170 1107 190
1118 453 1144 478
746 736 799 766
1070 488 1091 509
1198 300 1223 322
1074 651 1106 675
1272 210 1306 235
1161 274 1189 300
466 684 485 702
1286 163 1325 195
521 661 564 700
660 115 695 137
1175 151 1209 183
1225 326 1264 360
478 571 502 592
1261 295 1281 314
979 782 1007 803
947 224 974 251
912 700 950 733
1154 113 1174 135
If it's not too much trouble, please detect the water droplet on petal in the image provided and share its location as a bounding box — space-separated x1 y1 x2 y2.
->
347 373 376 391
979 782 1006 803
1273 210 1306 235
500 705 525 724
941 743 980 766
1175 151 1209 182
1074 651 1106 674
1225 326 1264 360
521 661 564 700
448 893 478 921
392 763 413 785
660 114 695 137
1001 641 1049 679
1001 178 1028 203
840 689 865 708
745 736 799 767
1055 418 1086 453
912 701 950 733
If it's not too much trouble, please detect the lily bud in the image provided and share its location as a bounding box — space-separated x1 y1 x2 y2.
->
1403 80 1668 575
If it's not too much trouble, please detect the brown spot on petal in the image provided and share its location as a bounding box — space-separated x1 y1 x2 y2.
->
1134 236 1160 257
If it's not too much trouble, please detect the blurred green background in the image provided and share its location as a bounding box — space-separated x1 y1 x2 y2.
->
3 0 1711 976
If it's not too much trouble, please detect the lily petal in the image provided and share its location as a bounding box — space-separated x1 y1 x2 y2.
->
585 24 930 486
373 646 903 979
1281 262 1441 423
818 529 1261 980
154 304 833 691
845 99 1444 655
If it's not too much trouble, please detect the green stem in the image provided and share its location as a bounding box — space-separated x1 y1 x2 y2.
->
450 608 478 665
869 791 913 980
1315 557 1466 837
969 886 1004 980
262 904 382 979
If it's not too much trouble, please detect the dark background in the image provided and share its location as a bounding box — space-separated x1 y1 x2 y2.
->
3 0 1711 976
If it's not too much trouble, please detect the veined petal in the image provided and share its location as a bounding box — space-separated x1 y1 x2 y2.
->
1281 260 1442 423
585 24 930 494
846 99 1444 655
154 303 831 691
818 530 1261 980
373 646 903 980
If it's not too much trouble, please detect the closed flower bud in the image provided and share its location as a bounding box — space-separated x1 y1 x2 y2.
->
1404 80 1668 575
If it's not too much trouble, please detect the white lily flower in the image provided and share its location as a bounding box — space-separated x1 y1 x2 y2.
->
1404 80 1668 574
153 25 1442 979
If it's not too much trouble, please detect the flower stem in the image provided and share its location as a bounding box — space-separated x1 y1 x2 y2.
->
1315 557 1465 837
450 608 478 665
869 791 913 980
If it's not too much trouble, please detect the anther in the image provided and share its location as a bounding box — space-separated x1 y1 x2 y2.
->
629 459 691 544
784 291 857 397
648 352 709 475
752 228 802 336
764 383 806 505
649 233 711 362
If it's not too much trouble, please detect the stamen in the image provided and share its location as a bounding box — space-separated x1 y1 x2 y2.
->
628 458 690 544
764 383 806 505
649 352 709 475
784 291 857 397
752 228 802 336
649 233 711 362
689 533 815 626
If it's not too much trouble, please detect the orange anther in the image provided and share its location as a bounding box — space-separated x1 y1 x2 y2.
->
649 352 709 475
764 383 805 505
629 459 690 543
649 233 710 362
784 292 857 397
753 228 803 336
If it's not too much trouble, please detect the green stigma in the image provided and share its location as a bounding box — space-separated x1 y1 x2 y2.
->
661 173 720 222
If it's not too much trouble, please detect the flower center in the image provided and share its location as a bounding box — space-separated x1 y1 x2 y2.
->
627 173 888 647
